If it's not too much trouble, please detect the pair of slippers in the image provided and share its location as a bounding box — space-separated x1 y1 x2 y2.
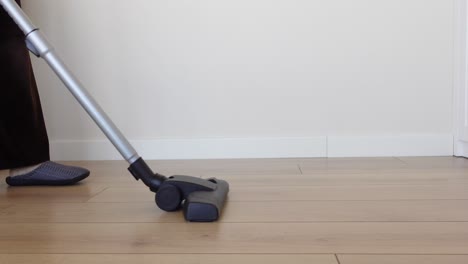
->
5 161 90 186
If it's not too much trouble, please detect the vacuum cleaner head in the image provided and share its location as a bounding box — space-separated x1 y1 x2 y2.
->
128 158 229 222
156 176 229 222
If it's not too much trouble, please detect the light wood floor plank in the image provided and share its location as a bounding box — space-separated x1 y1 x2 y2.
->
299 157 406 172
0 254 338 264
84 171 468 187
300 157 468 174
87 184 468 202
300 166 468 175
62 158 468 187
0 223 467 254
65 159 303 176
70 158 468 179
218 171 468 186
0 184 106 203
1 200 467 223
397 156 468 168
337 254 468 264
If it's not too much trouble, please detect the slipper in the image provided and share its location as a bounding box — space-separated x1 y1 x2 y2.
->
6 161 90 186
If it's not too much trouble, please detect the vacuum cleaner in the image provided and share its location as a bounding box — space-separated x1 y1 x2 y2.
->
0 0 229 222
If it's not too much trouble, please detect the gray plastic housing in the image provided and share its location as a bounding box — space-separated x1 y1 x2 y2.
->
183 178 229 222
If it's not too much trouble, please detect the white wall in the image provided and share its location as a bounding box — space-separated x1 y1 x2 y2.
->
22 0 455 159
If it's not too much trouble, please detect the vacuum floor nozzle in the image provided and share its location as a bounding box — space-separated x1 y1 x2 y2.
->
154 175 229 222
129 159 229 221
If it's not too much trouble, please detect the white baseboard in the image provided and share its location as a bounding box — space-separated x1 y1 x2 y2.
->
328 134 454 157
50 134 454 160
455 140 468 157
50 137 328 160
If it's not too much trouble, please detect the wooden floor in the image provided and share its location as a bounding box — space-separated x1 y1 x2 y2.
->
0 157 468 263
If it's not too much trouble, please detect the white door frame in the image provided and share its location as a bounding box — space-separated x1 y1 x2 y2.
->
454 0 468 157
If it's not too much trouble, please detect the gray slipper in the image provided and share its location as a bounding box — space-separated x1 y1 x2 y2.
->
6 161 90 186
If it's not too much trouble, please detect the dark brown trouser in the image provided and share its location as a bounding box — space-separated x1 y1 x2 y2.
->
0 0 50 170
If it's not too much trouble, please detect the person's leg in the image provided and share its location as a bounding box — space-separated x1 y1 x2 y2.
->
0 0 50 170
0 1 90 185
